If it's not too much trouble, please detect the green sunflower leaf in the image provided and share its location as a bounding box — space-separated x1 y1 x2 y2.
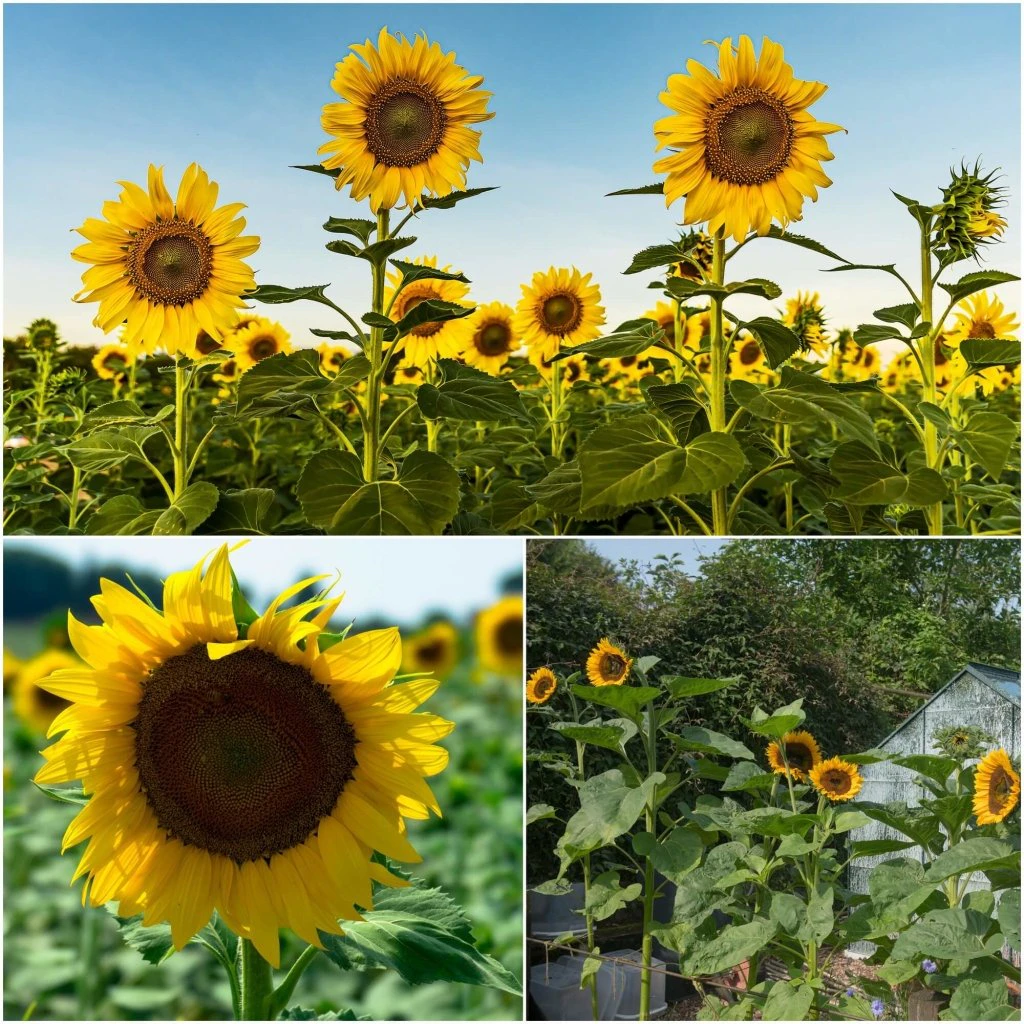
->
388 260 470 285
152 482 220 536
960 339 1021 369
391 299 474 341
417 360 529 423
418 186 498 210
953 412 1017 480
938 270 1020 307
607 183 664 196
322 217 376 243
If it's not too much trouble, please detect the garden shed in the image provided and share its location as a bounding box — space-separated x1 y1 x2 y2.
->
848 663 1020 931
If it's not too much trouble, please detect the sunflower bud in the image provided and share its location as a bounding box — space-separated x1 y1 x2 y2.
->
932 161 1007 261
932 724 995 761
784 291 829 354
28 317 59 351
672 230 715 281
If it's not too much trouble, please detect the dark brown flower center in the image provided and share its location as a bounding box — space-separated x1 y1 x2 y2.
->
784 743 813 772
413 639 448 666
535 674 555 700
989 766 1013 814
601 654 626 679
971 320 997 339
704 86 794 186
399 291 445 338
475 321 513 357
541 293 583 335
495 616 522 657
196 331 222 355
249 335 279 361
821 769 852 795
365 78 447 169
565 360 582 383
220 359 237 378
739 340 761 366
127 219 213 307
133 645 356 863
619 356 637 369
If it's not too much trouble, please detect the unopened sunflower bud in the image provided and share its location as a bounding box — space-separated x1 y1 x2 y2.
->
933 161 1007 260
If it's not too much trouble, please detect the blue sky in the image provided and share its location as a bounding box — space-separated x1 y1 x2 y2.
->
4 4 1020 352
589 538 724 574
4 537 522 625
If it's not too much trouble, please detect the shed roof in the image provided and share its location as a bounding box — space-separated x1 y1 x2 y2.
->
875 662 1020 749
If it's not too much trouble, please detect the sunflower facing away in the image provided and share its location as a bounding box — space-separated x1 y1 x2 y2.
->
401 621 459 679
513 267 605 360
384 256 473 367
766 730 822 781
72 165 260 357
526 667 558 706
475 595 523 675
809 756 863 802
586 638 633 688
945 291 1019 347
784 291 829 355
91 344 132 382
654 36 843 242
973 748 1020 825
13 649 79 735
320 28 494 212
461 302 519 375
34 547 452 965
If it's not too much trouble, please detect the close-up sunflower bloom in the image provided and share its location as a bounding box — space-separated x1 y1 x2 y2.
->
654 35 843 242
319 28 494 212
973 748 1020 825
12 649 80 736
33 546 452 966
401 621 459 679
808 756 863 802
475 595 523 676
585 638 633 688
72 164 260 357
460 301 519 375
765 730 822 781
513 267 605 361
525 667 557 706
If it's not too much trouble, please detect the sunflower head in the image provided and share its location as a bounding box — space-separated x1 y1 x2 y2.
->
13 649 80 735
671 231 714 281
809 756 863 802
33 547 451 965
402 621 459 678
526 667 558 705
932 724 995 761
730 335 768 381
475 595 523 675
319 28 494 212
72 165 259 357
654 36 843 242
784 292 829 354
585 638 633 688
766 730 822 780
226 317 291 370
945 291 1019 347
29 318 60 351
513 267 605 361
317 343 351 376
461 301 518 375
391 360 426 386
933 162 1007 261
3 647 22 693
973 748 1020 825
562 355 588 387
91 343 131 381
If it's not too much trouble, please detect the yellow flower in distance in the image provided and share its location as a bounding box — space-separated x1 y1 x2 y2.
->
34 547 452 966
945 291 1019 347
973 748 1020 825
586 638 633 687
562 354 588 387
461 302 519 375
654 36 843 242
809 756 863 802
384 256 472 367
514 267 605 360
526 667 558 705
730 335 769 381
72 164 259 357
766 730 822 781
13 649 80 735
402 621 459 679
476 595 523 675
318 342 351 375
91 343 132 381
231 317 292 371
320 28 494 212
391 359 425 386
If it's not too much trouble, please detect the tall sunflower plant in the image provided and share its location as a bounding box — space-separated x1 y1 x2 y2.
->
31 547 522 1020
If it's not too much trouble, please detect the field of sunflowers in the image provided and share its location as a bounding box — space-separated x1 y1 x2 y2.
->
2 29 1019 537
3 544 524 1020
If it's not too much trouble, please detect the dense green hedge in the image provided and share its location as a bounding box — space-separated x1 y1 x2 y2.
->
526 539 1020 883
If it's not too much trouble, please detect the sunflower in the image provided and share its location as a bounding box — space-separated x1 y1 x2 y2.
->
317 343 351 376
194 329 225 357
945 292 1019 347
391 360 425 386
319 28 493 212
72 165 259 357
809 756 863 802
230 317 292 371
13 649 79 735
730 335 769 381
645 301 679 341
513 267 605 360
34 547 451 964
843 343 881 382
685 311 712 352
784 292 829 356
766 730 822 781
671 231 715 281
384 256 473 367
586 638 633 688
91 344 131 382
973 748 1020 825
526 667 558 706
401 622 459 679
212 358 240 387
475 595 523 675
528 348 558 382
654 36 843 242
461 302 518 375
562 355 588 387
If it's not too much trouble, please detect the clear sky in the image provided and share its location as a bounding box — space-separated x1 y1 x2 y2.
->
3 4 1020 352
3 537 523 626
589 537 724 574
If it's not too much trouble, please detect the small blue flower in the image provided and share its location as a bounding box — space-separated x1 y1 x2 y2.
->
871 998 885 1019
922 959 938 974
845 987 856 997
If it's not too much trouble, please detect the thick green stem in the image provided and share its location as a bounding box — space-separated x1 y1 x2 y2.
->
425 360 441 453
238 938 274 1021
76 890 100 1020
173 357 189 501
640 697 659 1021
918 223 943 535
363 209 390 481
548 361 565 460
708 231 729 535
